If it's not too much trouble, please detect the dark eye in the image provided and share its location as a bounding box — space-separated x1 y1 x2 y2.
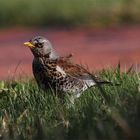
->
37 42 43 48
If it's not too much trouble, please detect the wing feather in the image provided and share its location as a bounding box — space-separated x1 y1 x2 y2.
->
56 57 111 85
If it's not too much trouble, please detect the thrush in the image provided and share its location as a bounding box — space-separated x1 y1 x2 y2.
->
24 36 111 100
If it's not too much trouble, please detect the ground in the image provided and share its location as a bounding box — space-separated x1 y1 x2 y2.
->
1 25 140 79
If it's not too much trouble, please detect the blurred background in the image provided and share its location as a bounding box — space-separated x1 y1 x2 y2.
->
1 0 140 79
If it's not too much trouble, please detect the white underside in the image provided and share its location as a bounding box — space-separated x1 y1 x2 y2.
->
81 74 96 91
73 76 96 99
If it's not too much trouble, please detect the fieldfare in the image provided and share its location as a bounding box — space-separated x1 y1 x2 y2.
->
24 36 111 100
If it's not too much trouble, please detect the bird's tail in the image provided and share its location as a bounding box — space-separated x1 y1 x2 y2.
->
96 80 120 86
76 64 120 86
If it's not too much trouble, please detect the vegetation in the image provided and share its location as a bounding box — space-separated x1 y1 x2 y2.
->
0 0 140 27
0 65 140 140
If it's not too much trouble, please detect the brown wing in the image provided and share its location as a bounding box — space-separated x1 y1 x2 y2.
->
56 57 89 77
56 57 112 84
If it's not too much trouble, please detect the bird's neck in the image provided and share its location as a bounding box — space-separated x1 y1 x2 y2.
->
34 49 59 61
48 49 59 60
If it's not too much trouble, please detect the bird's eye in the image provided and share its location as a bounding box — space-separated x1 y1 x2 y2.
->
37 42 43 48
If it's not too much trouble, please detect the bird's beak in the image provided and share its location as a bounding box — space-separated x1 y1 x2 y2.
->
24 42 35 48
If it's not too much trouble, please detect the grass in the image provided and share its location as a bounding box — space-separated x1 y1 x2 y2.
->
0 66 140 140
0 0 140 27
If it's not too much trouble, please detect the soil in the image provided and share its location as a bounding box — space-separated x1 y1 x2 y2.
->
0 26 140 80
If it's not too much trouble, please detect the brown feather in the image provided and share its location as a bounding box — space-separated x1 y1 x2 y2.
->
56 57 114 85
56 57 87 77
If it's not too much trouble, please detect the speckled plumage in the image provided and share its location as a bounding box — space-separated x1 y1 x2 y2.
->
24 36 110 99
32 56 95 97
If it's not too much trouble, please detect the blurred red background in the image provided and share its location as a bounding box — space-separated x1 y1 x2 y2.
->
1 25 140 80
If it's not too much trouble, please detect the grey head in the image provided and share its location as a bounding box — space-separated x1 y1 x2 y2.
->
24 36 59 60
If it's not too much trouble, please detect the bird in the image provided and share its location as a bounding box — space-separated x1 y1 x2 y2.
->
24 36 111 102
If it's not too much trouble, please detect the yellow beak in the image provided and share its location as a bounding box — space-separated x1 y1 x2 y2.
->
24 42 35 48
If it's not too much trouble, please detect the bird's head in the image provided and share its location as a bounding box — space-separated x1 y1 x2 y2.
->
24 36 59 59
